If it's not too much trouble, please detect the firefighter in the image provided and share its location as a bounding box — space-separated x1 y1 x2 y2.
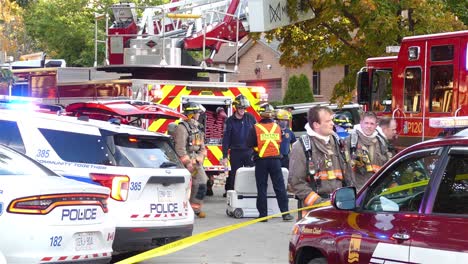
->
347 111 392 190
246 103 293 222
174 102 208 218
289 106 353 218
377 117 398 157
221 94 256 197
275 109 296 169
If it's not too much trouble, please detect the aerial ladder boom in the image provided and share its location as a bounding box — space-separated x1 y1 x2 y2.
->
101 0 249 67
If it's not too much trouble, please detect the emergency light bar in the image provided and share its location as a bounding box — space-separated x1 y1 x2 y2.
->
0 95 43 103
429 117 468 128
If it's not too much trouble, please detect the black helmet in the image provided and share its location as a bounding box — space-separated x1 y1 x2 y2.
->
259 103 275 118
233 94 250 108
183 102 205 115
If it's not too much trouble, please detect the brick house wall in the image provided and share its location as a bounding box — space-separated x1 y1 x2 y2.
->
210 39 345 103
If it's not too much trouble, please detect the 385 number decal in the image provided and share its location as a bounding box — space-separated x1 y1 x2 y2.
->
130 182 142 191
36 149 50 158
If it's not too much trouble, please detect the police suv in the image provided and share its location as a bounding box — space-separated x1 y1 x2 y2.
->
289 116 468 264
0 144 113 264
0 102 194 253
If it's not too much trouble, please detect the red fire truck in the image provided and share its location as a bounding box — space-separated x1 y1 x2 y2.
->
356 30 468 148
0 67 132 105
92 0 268 174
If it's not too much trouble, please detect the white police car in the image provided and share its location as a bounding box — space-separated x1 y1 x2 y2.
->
0 103 194 253
0 144 113 264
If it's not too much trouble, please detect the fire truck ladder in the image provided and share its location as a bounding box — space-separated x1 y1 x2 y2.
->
95 0 248 70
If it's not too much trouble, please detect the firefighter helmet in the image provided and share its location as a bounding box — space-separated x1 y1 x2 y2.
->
233 94 250 108
259 103 275 118
183 102 205 115
333 113 353 129
275 109 291 121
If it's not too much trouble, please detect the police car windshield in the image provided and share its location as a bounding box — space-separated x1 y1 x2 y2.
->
0 146 58 176
110 135 183 169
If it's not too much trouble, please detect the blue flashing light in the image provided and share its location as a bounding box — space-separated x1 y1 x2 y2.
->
0 96 43 111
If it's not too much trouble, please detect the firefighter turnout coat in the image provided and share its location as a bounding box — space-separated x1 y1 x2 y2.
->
346 127 392 190
289 126 353 206
173 119 208 204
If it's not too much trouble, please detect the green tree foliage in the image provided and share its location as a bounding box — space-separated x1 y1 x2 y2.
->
0 0 34 59
265 0 466 104
0 68 15 84
0 68 16 93
283 74 315 104
444 0 468 25
22 0 166 66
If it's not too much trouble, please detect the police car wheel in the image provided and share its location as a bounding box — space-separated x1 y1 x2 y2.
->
307 257 327 264
226 209 233 217
233 208 243 218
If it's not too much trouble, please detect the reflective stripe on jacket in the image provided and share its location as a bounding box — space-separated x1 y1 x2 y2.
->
254 122 281 158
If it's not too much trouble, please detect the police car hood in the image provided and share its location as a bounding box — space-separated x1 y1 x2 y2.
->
3 174 110 196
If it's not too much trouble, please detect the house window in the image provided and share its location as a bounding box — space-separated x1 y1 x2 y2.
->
312 71 321 95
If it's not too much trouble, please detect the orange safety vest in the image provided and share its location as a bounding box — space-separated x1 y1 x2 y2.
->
254 122 281 158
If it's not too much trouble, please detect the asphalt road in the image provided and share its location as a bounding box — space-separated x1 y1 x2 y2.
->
138 185 298 264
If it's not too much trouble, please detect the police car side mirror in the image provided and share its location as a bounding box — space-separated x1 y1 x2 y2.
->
332 187 356 210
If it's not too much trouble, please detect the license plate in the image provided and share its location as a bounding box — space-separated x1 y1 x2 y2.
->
158 187 174 202
75 232 96 251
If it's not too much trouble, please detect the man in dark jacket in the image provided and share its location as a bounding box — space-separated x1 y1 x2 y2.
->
221 94 257 196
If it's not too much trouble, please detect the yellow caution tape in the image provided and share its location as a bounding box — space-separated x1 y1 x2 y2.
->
115 201 331 264
380 179 429 195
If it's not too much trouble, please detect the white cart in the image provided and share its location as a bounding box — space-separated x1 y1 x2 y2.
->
226 167 289 218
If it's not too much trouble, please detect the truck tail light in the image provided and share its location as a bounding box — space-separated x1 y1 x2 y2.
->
8 193 109 214
90 173 130 201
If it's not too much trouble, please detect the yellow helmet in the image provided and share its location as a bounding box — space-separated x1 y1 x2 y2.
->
275 109 291 121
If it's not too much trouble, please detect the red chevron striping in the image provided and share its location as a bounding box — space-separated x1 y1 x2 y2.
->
152 119 175 133
206 147 221 166
228 87 260 120
229 87 242 97
189 90 201 96
159 85 185 106
213 90 224 96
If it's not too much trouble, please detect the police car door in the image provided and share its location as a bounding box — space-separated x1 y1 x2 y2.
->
336 148 441 263
409 146 468 263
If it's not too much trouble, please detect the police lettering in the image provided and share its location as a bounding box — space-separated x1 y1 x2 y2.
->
61 208 97 221
150 203 179 213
